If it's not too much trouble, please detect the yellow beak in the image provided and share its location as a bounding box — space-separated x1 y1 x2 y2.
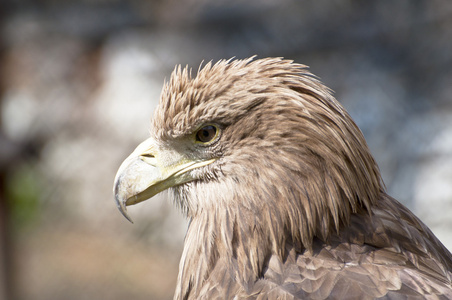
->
113 137 215 222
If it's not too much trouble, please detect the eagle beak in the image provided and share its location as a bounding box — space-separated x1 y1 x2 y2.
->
113 137 215 222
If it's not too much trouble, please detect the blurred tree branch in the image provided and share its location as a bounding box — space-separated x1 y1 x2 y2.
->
0 0 12 297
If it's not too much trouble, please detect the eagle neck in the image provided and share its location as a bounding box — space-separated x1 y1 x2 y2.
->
174 204 272 299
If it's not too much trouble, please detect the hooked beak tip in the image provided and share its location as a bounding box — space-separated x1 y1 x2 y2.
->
116 196 134 224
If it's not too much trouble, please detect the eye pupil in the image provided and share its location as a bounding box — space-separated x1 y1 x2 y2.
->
196 125 217 143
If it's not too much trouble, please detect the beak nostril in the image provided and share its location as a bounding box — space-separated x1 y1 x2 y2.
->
140 153 157 165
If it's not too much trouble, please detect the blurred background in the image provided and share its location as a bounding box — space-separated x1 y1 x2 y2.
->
1 1 451 299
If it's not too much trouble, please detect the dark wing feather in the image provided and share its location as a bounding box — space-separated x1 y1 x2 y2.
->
244 195 452 299
249 242 451 299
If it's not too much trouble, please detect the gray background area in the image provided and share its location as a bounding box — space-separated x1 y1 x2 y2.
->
0 1 451 299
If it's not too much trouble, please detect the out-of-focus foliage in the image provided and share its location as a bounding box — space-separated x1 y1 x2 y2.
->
6 164 41 230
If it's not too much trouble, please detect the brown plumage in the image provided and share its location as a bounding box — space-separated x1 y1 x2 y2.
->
114 57 452 299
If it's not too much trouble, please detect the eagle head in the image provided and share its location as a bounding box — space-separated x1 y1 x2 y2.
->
114 57 382 247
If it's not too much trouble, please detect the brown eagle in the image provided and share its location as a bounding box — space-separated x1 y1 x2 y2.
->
114 57 452 299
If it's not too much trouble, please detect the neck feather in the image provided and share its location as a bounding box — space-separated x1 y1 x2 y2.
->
174 203 274 299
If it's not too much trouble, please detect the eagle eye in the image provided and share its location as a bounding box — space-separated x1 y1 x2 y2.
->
195 125 218 144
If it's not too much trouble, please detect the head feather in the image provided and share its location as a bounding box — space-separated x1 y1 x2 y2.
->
153 57 383 251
